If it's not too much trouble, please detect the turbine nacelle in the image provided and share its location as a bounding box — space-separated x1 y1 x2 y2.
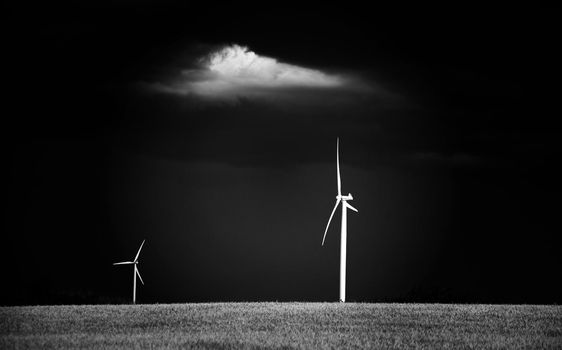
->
337 193 353 201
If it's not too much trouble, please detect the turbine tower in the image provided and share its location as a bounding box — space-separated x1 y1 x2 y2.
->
113 240 145 304
322 138 358 302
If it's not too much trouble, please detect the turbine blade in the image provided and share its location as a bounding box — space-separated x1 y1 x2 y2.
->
135 266 144 285
322 198 341 246
337 138 341 196
134 239 145 262
345 202 358 212
113 261 134 265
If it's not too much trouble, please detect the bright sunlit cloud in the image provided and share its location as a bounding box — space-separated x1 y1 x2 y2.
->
204 44 343 88
148 44 368 102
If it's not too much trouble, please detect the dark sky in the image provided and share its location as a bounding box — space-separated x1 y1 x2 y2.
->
3 3 561 304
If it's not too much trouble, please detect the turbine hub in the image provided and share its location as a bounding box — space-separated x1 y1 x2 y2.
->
338 193 353 201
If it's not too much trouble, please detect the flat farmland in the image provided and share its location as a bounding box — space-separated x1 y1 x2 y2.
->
1 303 561 349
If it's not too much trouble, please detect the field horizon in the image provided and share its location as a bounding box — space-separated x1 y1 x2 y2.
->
3 300 561 307
2 302 561 348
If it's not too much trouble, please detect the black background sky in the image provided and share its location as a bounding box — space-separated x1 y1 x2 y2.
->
3 2 561 305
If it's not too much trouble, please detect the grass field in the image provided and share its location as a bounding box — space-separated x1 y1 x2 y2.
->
1 303 561 349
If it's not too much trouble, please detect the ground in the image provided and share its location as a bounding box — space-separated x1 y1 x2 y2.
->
1 303 561 349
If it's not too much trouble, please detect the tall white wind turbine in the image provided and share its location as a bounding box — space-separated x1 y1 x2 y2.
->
322 138 358 302
113 240 145 304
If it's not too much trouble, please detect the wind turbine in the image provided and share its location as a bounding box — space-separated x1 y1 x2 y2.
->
113 240 145 304
322 138 358 303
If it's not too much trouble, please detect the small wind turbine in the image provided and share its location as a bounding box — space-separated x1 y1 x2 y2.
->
322 138 358 303
113 240 145 304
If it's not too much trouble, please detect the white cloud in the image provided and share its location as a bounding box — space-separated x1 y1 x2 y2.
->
204 44 342 88
148 44 364 102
